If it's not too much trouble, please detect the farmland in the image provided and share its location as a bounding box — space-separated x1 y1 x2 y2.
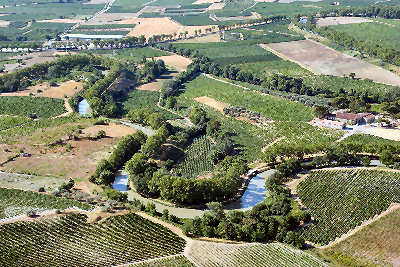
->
0 96 66 118
0 213 186 267
0 188 92 219
261 39 400 87
298 169 400 245
0 115 30 131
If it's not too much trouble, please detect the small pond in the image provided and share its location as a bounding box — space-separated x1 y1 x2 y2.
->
225 169 275 210
78 99 90 115
112 171 128 192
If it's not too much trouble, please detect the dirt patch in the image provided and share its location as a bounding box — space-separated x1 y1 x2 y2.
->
315 16 373 27
53 51 77 56
38 18 82 23
155 55 192 72
0 20 10 27
261 40 400 87
0 80 83 98
361 127 400 141
175 33 221 43
137 72 178 92
82 123 136 138
119 17 214 39
194 96 229 113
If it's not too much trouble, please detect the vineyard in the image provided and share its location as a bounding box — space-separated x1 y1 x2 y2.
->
0 188 93 219
132 255 194 267
0 116 31 131
0 213 186 267
176 135 214 178
186 241 329 267
0 96 66 119
298 169 400 245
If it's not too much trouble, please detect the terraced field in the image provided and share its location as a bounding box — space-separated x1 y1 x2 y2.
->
298 169 400 245
0 213 186 267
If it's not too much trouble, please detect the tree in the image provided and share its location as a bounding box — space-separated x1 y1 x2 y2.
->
314 105 330 119
189 106 207 125
126 153 148 175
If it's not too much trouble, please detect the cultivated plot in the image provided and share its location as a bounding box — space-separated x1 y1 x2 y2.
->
261 39 400 87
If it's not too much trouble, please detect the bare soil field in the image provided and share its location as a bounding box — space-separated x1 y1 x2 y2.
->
84 13 138 24
0 172 68 192
0 80 83 98
1 137 116 179
155 55 192 72
38 18 82 23
120 17 214 39
82 123 136 138
194 96 229 113
137 72 177 91
315 16 373 27
175 33 221 43
214 12 260 21
52 51 77 56
361 126 400 141
261 40 400 87
3 52 56 73
0 20 10 27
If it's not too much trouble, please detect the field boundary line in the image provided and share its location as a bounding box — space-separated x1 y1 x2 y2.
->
319 202 400 249
113 253 186 267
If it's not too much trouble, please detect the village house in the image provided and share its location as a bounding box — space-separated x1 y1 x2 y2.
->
335 112 375 125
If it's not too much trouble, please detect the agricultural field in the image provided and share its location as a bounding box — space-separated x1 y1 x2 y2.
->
186 240 329 267
0 115 30 131
0 96 66 118
261 39 400 87
327 206 400 267
176 76 342 160
81 47 171 62
0 188 92 219
328 20 400 53
0 213 186 267
0 172 68 192
176 135 215 178
298 169 400 245
132 255 194 267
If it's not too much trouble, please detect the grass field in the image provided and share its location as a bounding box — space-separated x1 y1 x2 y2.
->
328 207 400 267
0 116 31 131
0 188 92 219
0 213 186 267
298 169 400 245
329 20 400 53
0 96 66 118
132 255 194 266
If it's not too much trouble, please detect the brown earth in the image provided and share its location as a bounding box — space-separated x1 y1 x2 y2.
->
137 72 178 91
0 80 83 98
82 123 136 138
38 18 82 23
154 55 192 72
175 33 221 43
0 20 10 27
194 96 229 113
261 40 400 87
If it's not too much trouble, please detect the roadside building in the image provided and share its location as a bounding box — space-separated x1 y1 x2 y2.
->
335 112 375 125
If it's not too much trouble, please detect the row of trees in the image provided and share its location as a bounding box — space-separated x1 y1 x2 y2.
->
90 131 147 185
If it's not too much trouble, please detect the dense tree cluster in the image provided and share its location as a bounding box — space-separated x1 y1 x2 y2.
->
90 131 147 185
182 164 309 248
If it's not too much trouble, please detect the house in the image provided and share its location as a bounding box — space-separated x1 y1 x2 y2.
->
63 34 125 41
312 118 346 130
335 112 375 125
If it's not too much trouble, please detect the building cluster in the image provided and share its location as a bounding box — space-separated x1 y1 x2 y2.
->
312 111 376 130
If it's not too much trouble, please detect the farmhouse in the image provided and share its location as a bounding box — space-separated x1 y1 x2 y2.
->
335 112 375 125
312 118 346 130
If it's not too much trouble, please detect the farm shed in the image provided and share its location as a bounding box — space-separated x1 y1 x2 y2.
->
335 112 375 125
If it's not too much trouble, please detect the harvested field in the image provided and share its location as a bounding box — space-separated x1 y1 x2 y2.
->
0 172 68 192
175 33 221 43
0 20 9 27
155 55 192 72
38 18 82 23
361 126 400 141
3 52 56 72
52 51 77 56
120 17 214 39
261 40 400 87
137 72 177 91
215 12 260 21
315 17 373 27
84 13 138 24
0 81 83 99
81 123 136 138
194 96 229 113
